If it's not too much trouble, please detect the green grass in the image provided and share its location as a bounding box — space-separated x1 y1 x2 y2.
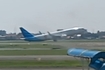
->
0 60 82 68
0 39 105 43
48 39 105 42
0 43 62 48
0 40 26 43
0 50 67 55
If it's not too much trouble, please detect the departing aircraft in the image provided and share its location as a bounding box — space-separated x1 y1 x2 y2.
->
20 27 87 42
20 27 52 42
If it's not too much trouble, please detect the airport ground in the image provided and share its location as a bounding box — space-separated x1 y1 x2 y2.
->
0 40 104 70
0 68 94 70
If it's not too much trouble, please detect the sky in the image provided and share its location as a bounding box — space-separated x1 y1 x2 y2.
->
0 0 105 33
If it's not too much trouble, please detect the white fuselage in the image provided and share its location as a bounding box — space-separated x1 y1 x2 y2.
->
34 27 87 40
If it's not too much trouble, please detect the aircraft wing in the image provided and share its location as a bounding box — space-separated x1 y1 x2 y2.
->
47 31 57 42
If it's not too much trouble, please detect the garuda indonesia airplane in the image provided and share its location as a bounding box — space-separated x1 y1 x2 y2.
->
20 27 86 42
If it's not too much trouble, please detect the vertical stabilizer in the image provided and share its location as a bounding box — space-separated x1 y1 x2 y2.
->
20 27 34 38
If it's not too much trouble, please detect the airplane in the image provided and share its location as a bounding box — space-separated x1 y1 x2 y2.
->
20 27 52 42
20 27 87 42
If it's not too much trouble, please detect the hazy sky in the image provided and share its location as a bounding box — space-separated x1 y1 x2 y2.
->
0 0 105 33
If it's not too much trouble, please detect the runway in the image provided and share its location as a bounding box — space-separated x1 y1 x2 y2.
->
0 55 74 60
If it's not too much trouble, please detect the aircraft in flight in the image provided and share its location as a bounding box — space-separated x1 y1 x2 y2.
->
20 27 55 42
20 27 87 42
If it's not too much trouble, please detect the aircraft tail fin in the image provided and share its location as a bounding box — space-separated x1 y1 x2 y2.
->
20 27 34 38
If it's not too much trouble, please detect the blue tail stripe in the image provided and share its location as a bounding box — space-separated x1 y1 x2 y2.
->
20 27 46 42
20 27 34 38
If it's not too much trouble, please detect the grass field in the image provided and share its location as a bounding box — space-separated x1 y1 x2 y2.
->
0 40 104 55
0 50 67 55
0 42 67 55
0 40 103 68
0 43 62 48
0 39 105 43
0 60 82 68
